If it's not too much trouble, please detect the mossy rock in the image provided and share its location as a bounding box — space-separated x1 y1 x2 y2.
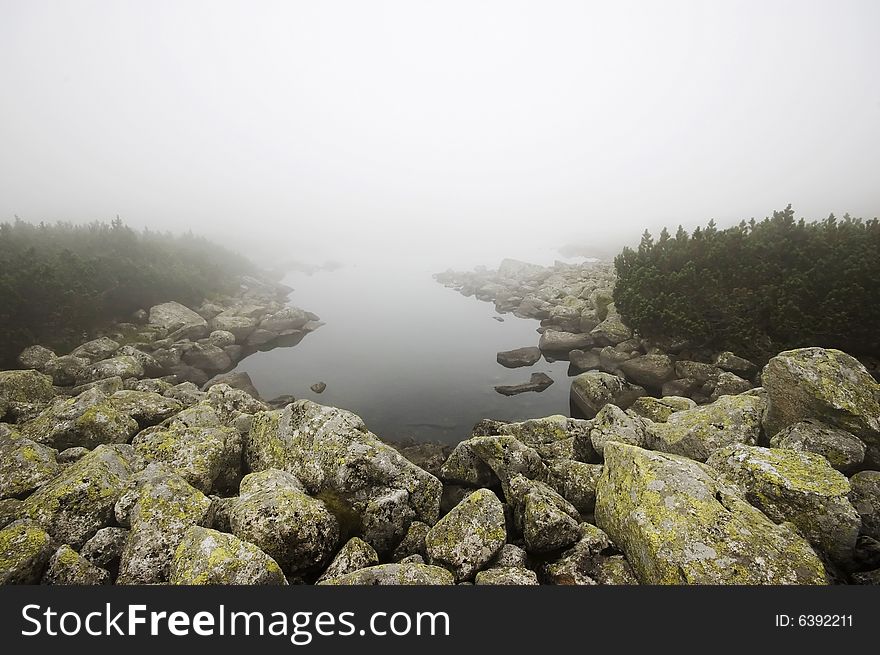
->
41 544 110 585
647 394 764 462
497 415 592 458
70 337 121 363
318 562 455 585
539 523 611 585
391 520 430 562
0 370 55 404
569 371 646 419
595 442 828 584
588 404 650 458
474 566 538 585
507 475 581 554
108 390 183 427
707 444 860 564
425 488 506 581
545 459 603 513
769 419 866 474
849 471 880 542
76 356 145 385
439 441 498 487
169 526 286 585
0 434 60 499
317 537 379 582
0 520 54 584
20 444 138 548
0 498 24 529
629 396 695 423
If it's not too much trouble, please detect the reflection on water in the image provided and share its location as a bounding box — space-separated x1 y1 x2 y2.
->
234 255 578 443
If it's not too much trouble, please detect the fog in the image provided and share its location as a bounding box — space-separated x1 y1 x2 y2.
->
1 0 879 268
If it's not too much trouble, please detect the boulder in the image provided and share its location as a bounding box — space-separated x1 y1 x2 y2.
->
259 307 310 333
568 348 601 374
149 301 208 338
497 415 590 460
20 444 139 548
494 372 554 396
507 475 581 554
70 337 121 363
618 354 675 390
310 382 327 394
425 489 506 581
391 521 430 562
169 526 286 585
0 369 55 404
0 434 60 499
317 537 379 582
77 356 144 384
647 394 764 462
17 345 56 371
570 371 646 419
629 396 695 422
207 330 237 348
200 371 261 399
108 390 183 427
490 543 530 569
466 436 547 497
589 314 632 346
318 562 454 585
116 346 165 377
538 330 594 353
182 344 232 373
709 371 753 400
588 404 650 457
71 376 125 397
227 469 340 575
439 441 498 487
43 355 90 386
41 544 110 585
849 471 880 542
539 522 612 585
0 520 55 584
209 315 258 342
595 442 827 584
761 348 880 466
474 567 539 585
707 444 860 564
769 419 866 473
545 459 603 513
80 527 128 574
114 464 213 584
244 401 441 552
714 351 759 378
496 347 542 368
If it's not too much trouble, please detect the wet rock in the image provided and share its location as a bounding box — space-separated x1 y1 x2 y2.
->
169 526 286 585
849 471 880 541
494 372 554 396
707 444 860 564
42 544 110 585
769 419 866 473
0 520 55 584
497 347 542 368
0 434 60 499
569 371 646 419
318 562 454 585
425 488 506 581
648 394 764 462
595 442 827 584
538 330 594 353
317 537 379 582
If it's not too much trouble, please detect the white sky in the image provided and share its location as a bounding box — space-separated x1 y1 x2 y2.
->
1 0 878 264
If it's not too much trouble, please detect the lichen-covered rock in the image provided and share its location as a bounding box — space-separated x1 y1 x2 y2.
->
182 344 232 373
70 337 121 363
80 526 128 575
507 475 581 554
244 401 441 551
391 520 430 562
41 544 110 585
706 444 860 564
497 415 590 459
0 434 60 499
714 351 759 378
77 356 145 385
116 346 165 377
647 394 764 462
203 383 267 425
629 396 695 422
0 369 55 404
466 436 548 497
318 562 454 585
21 387 139 450
540 523 611 585
0 520 55 584
228 469 340 575
108 390 183 427
490 543 529 569
202 371 261 399
169 526 286 585
769 419 866 473
114 464 213 584
849 471 880 541
761 348 880 462
590 555 639 585
163 382 206 407
618 354 675 390
589 314 632 346
42 355 89 387
71 376 124 397
595 442 828 584
149 301 208 337
474 567 538 585
132 422 239 494
588 404 650 458
674 360 723 386
20 444 138 548
570 371 646 419
0 498 24 529
709 372 753 400
317 537 379 582
439 441 498 487
545 459 603 513
538 330 594 353
425 489 506 581
18 345 56 371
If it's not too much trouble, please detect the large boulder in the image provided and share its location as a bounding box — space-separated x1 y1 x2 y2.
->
588 404 650 458
20 444 139 548
149 301 208 339
618 354 675 390
116 346 165 377
169 526 286 585
466 436 547 497
42 544 110 585
569 371 646 419
0 369 55 405
227 469 340 575
761 348 880 466
76 355 145 385
318 562 454 585
425 489 506 581
595 442 828 584
769 419 866 474
17 345 56 371
849 471 880 542
647 394 764 462
114 465 213 584
507 475 581 554
538 330 594 353
70 337 121 363
0 520 55 584
707 444 860 564
245 401 441 552
0 434 60 499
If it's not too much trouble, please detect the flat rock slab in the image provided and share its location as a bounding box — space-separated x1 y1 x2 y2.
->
495 372 554 396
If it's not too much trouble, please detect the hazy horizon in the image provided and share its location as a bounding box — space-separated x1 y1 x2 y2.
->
1 0 879 268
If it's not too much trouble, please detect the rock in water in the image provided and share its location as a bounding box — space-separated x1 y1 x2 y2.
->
425 488 506 581
569 371 646 419
169 526 286 585
310 382 327 394
494 372 554 396
594 442 827 584
496 347 542 368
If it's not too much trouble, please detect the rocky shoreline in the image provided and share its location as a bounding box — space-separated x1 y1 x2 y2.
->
1 265 880 585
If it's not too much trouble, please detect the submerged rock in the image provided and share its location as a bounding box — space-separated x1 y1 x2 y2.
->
594 442 827 584
310 382 327 394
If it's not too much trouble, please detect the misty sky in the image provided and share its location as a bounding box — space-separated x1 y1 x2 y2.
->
1 0 878 266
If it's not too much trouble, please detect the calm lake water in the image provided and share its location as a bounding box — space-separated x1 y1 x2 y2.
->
234 252 581 443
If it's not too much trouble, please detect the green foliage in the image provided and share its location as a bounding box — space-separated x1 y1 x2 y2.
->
0 218 256 367
613 206 880 360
